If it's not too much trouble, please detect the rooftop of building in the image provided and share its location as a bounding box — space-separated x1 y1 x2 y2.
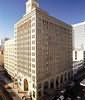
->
16 7 72 30
72 21 85 27
15 0 72 29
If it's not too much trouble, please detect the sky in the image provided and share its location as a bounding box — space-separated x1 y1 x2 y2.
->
0 0 85 39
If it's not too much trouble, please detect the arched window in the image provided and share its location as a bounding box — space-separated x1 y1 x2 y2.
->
68 72 71 80
44 81 49 90
50 79 54 89
56 77 59 88
64 72 67 81
24 79 28 91
60 74 63 83
43 81 49 95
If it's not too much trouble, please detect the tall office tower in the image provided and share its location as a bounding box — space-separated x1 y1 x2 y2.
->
73 22 85 63
4 39 16 77
73 22 85 50
15 0 72 100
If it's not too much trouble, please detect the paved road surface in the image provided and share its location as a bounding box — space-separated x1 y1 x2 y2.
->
0 71 13 100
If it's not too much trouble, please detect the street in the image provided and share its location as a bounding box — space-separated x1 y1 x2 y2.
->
0 71 13 100
0 70 28 100
63 67 85 100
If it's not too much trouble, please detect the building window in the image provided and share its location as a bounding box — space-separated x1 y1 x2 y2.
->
33 83 35 88
32 47 35 50
68 72 71 80
56 77 59 88
32 29 35 33
33 91 35 98
38 91 41 97
24 79 28 91
84 51 85 65
64 72 67 81
32 23 35 27
32 35 35 38
60 74 63 83
43 81 49 95
32 58 35 62
44 81 49 90
50 79 54 89
38 83 41 89
32 76 35 82
32 70 35 74
75 51 77 60
32 64 35 68
32 52 35 56
32 17 35 21
32 41 35 44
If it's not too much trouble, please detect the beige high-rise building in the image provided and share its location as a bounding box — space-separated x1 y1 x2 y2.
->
4 39 16 77
15 0 72 100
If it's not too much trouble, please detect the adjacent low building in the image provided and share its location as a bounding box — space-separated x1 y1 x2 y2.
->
4 39 16 77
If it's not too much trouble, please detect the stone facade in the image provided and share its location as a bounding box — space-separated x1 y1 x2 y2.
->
4 39 16 77
14 0 73 100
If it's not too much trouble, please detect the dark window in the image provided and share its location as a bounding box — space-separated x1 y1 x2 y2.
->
24 79 28 91
44 81 49 89
38 91 41 97
38 84 41 89
64 72 67 81
50 80 54 89
56 79 59 88
68 72 71 80
33 83 35 88
75 51 77 60
60 75 63 83
83 51 85 65
33 91 35 98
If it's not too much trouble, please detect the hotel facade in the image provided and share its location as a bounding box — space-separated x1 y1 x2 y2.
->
14 0 72 99
5 0 73 100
